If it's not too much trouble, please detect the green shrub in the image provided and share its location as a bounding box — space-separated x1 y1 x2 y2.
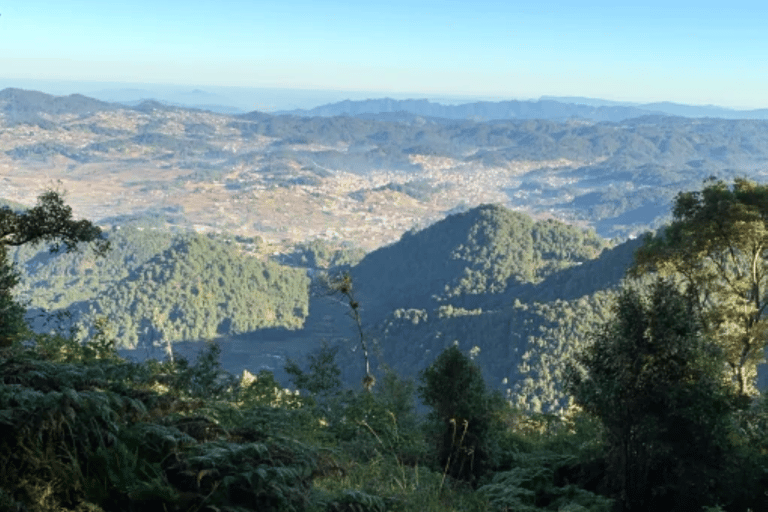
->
479 451 613 512
418 345 505 484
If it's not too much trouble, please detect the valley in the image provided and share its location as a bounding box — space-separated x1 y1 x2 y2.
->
5 88 768 414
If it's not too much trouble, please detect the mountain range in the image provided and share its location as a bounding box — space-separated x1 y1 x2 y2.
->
4 85 768 122
6 86 768 241
280 97 768 122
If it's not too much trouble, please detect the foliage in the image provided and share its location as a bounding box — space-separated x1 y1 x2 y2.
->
632 177 768 395
0 190 108 347
13 229 309 349
166 438 318 512
312 455 488 512
0 339 323 512
31 316 121 364
325 371 426 465
88 233 309 347
283 239 366 269
479 454 613 512
13 225 175 313
419 345 505 484
568 279 735 511
286 341 343 399
0 346 148 509
161 341 239 400
0 258 27 346
238 369 303 409
0 190 109 256
471 406 612 511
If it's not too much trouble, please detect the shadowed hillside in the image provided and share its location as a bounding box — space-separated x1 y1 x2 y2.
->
308 205 635 411
346 205 606 321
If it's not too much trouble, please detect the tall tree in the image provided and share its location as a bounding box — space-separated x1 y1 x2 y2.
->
568 280 734 511
632 177 768 395
0 190 108 346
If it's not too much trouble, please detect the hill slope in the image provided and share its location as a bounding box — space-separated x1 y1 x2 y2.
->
345 204 606 321
14 230 309 348
308 204 637 411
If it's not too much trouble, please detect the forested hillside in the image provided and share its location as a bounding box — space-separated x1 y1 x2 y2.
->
7 182 768 511
12 227 309 349
307 205 641 412
11 202 635 415
347 205 607 319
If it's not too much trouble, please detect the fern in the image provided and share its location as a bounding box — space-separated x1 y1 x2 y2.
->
478 452 612 512
327 489 387 512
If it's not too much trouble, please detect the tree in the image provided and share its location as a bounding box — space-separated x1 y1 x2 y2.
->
321 271 375 391
284 341 342 399
0 257 25 346
418 344 504 484
0 190 108 255
0 190 109 346
568 280 734 511
632 177 768 395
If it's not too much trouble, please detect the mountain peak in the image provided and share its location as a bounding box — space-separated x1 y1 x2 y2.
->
349 204 606 321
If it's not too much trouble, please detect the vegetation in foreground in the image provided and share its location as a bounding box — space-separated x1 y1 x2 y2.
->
2 315 767 512
0 333 615 512
4 180 768 510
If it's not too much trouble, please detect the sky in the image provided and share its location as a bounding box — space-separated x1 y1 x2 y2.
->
1 0 767 109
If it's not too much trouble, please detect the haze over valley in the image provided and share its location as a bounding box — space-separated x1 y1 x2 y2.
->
4 87 768 248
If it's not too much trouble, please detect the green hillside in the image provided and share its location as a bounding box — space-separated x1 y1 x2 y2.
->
13 225 176 314
11 201 637 414
8 199 639 414
75 234 309 348
13 228 309 349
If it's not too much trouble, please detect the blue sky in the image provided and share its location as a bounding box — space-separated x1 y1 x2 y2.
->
1 0 767 108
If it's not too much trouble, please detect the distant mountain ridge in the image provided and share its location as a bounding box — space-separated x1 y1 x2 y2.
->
0 88 117 115
280 97 768 122
279 98 660 122
0 87 120 126
4 86 768 125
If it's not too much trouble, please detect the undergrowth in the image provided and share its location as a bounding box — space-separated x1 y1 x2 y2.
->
0 335 621 512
